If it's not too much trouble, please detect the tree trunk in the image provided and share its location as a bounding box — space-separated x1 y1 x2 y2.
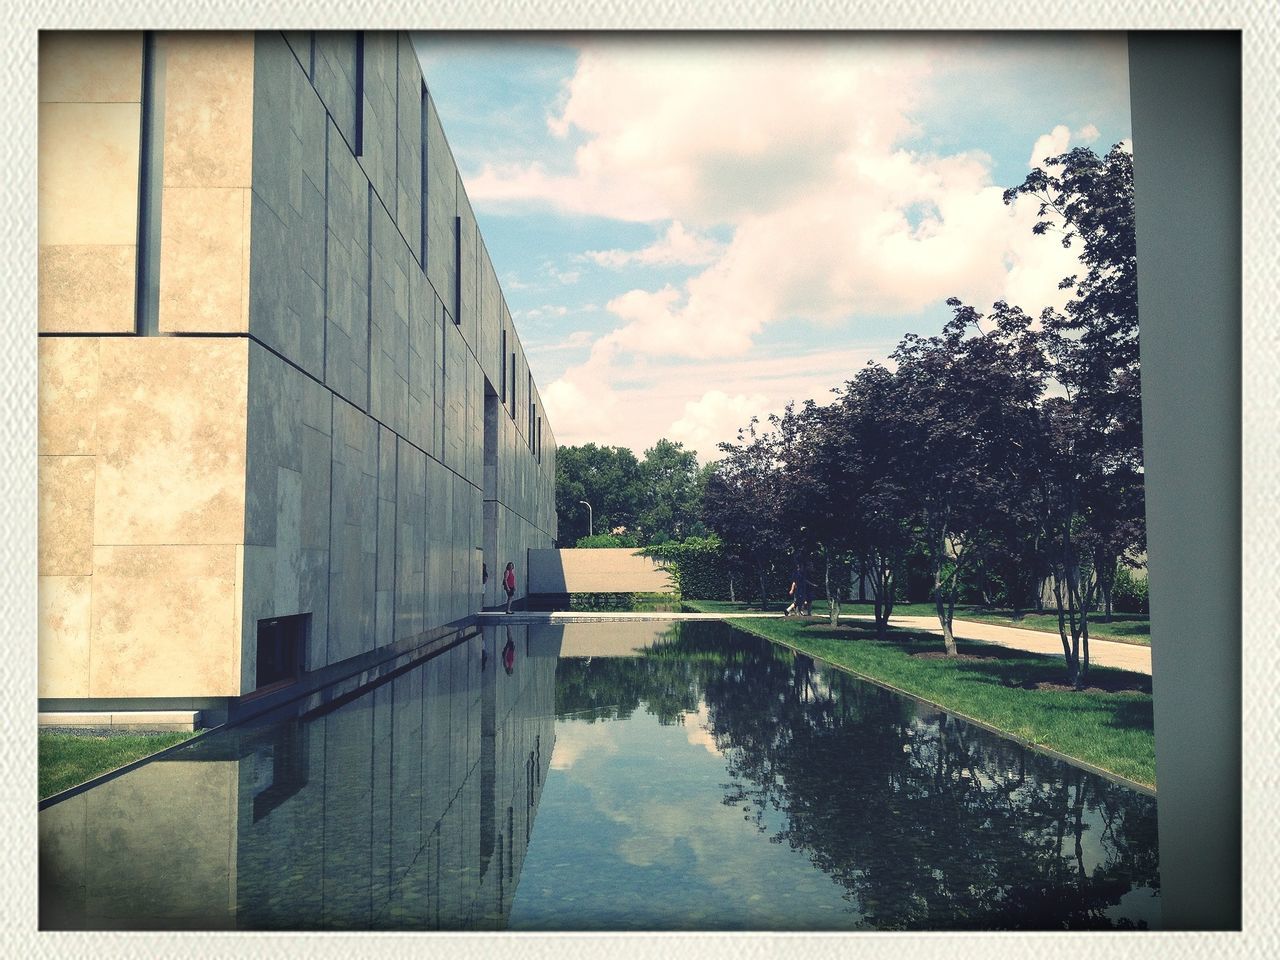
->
1051 567 1078 685
729 574 736 603
933 550 957 657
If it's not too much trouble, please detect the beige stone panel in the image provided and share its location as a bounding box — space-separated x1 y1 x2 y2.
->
90 544 241 698
240 188 252 331
38 575 92 698
38 244 136 333
39 101 140 247
39 338 100 455
162 32 255 189
39 456 95 575
40 32 143 103
158 187 248 333
93 338 248 545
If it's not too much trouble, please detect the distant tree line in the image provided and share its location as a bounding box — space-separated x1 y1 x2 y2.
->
702 145 1145 688
554 437 711 547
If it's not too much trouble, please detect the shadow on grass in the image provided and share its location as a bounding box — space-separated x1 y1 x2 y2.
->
788 619 1154 735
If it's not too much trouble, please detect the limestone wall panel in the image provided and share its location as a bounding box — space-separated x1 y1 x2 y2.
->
39 456 95 576
38 99 140 333
395 439 427 641
327 398 379 664
313 32 359 154
90 544 241 697
93 338 248 547
248 33 326 375
396 33 424 268
162 33 255 189
375 425 397 650
40 32 143 104
39 338 100 456
159 186 251 333
457 185 479 350
424 95 457 315
325 129 371 407
370 201 410 437
406 265 435 455
241 345 332 677
358 32 398 215
38 576 93 699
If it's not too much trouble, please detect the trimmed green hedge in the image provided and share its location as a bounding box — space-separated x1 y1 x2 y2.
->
642 536 734 600
1112 567 1149 614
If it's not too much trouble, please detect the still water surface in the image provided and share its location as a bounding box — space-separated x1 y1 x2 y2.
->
40 620 1159 930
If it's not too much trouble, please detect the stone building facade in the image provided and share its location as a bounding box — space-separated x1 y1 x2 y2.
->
38 32 557 716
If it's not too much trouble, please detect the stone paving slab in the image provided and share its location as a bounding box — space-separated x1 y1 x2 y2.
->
38 710 203 731
479 610 1152 675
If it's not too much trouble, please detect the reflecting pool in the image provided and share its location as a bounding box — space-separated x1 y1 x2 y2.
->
39 620 1160 930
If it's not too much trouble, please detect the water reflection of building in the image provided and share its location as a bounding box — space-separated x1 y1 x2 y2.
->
39 624 561 930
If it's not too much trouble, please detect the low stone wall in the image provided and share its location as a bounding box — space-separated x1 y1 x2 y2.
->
527 548 675 595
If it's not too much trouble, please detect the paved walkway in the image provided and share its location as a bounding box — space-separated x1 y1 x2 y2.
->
477 610 1152 675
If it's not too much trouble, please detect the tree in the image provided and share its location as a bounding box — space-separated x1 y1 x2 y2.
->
703 420 789 607
889 299 1048 655
553 443 644 544
1003 143 1145 686
637 438 702 544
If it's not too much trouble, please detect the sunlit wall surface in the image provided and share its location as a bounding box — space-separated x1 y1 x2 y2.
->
37 32 557 707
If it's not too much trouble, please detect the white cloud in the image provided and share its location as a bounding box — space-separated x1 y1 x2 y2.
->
1076 122 1101 143
486 42 1109 446
515 304 570 322
540 342 890 459
668 390 770 461
583 221 724 268
1028 124 1072 168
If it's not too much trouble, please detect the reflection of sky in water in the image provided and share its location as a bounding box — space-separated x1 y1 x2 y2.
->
512 698 864 930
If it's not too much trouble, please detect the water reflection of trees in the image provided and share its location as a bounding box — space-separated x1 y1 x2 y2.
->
557 622 1159 930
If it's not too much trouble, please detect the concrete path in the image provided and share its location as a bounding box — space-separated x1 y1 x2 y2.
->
842 614 1152 675
477 610 1152 675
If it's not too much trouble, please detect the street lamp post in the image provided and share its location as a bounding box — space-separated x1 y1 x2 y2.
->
578 500 593 538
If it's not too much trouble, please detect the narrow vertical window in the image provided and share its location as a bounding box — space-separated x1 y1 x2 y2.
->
500 327 507 402
135 32 164 336
419 83 428 270
354 31 365 156
453 215 462 324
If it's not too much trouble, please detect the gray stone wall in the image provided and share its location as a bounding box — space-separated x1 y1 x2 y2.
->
243 31 557 683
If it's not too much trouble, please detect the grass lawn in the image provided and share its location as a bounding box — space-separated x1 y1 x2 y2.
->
684 600 1154 789
683 598 1150 645
39 731 195 801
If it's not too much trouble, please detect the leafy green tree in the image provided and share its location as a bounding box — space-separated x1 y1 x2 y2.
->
702 421 790 607
1003 143 1145 685
637 438 702 544
890 299 1049 654
554 443 644 544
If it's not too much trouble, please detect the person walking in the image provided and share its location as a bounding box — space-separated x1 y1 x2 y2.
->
503 561 517 614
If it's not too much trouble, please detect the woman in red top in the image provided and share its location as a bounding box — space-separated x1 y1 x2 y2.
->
503 562 516 614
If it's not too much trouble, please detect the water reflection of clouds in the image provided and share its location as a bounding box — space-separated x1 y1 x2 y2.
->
681 704 721 756
558 710 830 903
549 719 619 770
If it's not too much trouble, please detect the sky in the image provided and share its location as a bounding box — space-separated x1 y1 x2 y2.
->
413 32 1133 463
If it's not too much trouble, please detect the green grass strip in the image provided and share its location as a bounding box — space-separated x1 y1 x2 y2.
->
39 731 195 800
684 600 1155 789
